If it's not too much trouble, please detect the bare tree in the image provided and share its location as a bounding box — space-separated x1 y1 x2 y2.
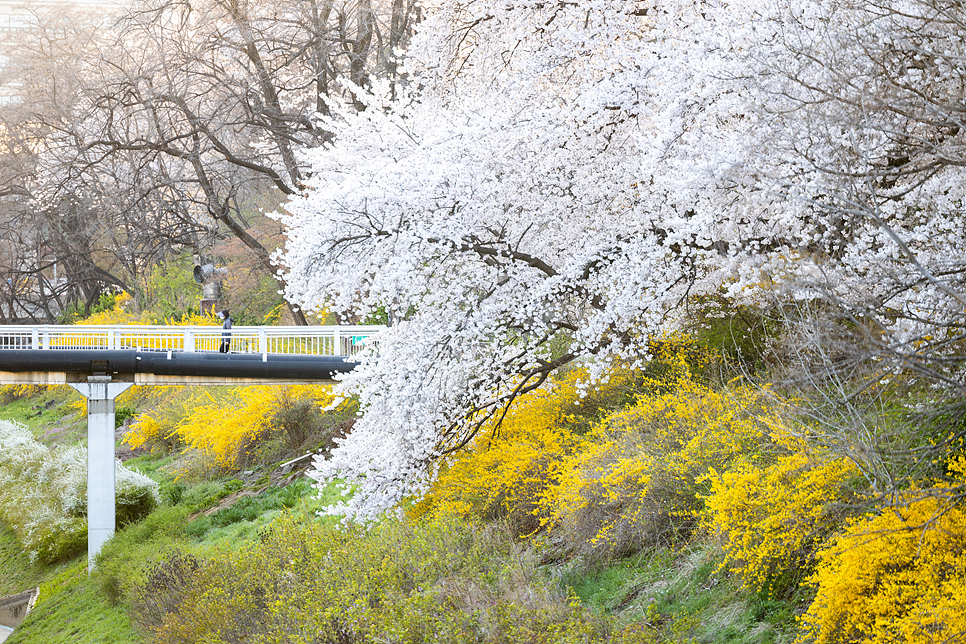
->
733 0 966 489
0 6 132 321
33 0 417 324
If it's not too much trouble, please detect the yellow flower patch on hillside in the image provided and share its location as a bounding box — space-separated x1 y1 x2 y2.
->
128 385 339 472
800 460 966 644
540 377 780 557
411 365 640 536
705 450 859 595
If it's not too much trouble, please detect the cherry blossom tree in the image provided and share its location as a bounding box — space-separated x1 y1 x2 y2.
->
280 0 752 517
749 0 966 381
736 0 966 496
281 0 966 517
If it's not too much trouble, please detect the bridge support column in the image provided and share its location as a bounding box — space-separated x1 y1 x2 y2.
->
68 376 133 570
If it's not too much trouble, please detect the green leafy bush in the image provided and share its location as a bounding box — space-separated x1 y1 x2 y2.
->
57 291 120 324
136 513 617 644
137 252 202 323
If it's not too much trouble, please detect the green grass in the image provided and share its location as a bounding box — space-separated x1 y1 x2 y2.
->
561 546 799 644
185 479 342 544
0 523 77 598
0 427 351 644
122 452 179 479
92 505 194 608
7 562 139 644
0 387 86 446
89 475 343 604
560 549 675 613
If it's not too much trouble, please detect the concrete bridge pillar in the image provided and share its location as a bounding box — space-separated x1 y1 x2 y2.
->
68 376 133 570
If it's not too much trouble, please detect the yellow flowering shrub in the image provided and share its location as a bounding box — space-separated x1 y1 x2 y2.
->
165 310 220 326
123 387 196 452
411 365 640 536
77 292 151 325
126 414 163 450
174 387 277 469
127 385 340 472
704 449 859 595
0 384 48 404
59 292 220 352
416 339 775 553
74 290 222 328
799 462 966 644
540 377 780 558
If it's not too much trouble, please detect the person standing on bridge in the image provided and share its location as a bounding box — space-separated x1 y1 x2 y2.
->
218 309 233 353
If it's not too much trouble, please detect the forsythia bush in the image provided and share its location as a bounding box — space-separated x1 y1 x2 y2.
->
128 385 341 472
0 420 159 563
77 292 152 325
704 449 859 595
799 461 966 644
417 341 777 556
0 385 48 405
163 310 221 326
411 366 640 535
168 387 278 470
78 290 222 328
124 387 198 452
540 377 780 558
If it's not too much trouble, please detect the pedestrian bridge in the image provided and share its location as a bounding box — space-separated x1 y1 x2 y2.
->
0 324 383 386
0 323 380 357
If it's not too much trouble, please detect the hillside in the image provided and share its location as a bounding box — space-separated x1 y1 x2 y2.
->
0 303 961 643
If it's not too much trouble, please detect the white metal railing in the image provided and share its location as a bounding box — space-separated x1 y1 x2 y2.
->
0 325 384 357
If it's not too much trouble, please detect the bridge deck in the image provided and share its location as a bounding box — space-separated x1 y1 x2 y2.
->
0 324 383 385
0 324 382 355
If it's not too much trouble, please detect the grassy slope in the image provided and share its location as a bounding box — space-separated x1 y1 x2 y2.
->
0 387 141 643
0 384 805 644
0 523 74 598
562 546 801 644
0 388 87 447
6 562 138 644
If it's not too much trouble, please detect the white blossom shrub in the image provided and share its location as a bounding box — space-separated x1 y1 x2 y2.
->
0 420 160 563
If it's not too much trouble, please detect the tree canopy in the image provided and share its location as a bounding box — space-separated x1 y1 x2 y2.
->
277 0 966 517
0 0 415 321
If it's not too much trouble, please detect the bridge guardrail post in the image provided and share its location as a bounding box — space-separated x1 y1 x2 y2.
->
42 325 49 350
332 327 340 356
185 329 195 352
31 327 39 350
